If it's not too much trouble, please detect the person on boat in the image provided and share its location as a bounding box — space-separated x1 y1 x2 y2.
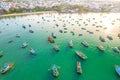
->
30 48 36 55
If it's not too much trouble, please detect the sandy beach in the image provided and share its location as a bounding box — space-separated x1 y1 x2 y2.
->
0 12 44 18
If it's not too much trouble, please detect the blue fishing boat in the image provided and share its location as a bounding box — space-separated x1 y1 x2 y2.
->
99 36 105 42
69 40 73 48
81 40 89 47
113 47 120 53
51 32 56 38
115 64 120 76
52 64 59 77
75 51 87 60
30 48 36 55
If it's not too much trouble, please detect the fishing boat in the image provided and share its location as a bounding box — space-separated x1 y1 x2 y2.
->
69 40 73 48
77 61 82 74
81 40 89 47
99 36 105 42
113 47 120 53
75 51 87 60
30 48 36 55
97 45 104 51
115 64 120 76
52 64 59 77
29 30 34 33
21 42 28 48
107 35 113 40
1 63 14 74
51 32 56 38
54 44 60 52
48 37 55 43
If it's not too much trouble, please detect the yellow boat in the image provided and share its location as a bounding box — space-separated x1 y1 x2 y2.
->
1 63 14 74
77 61 82 74
97 45 104 51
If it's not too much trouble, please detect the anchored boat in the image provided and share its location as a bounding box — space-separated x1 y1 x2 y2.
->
99 36 105 42
107 35 113 40
1 63 14 74
75 50 87 60
30 48 36 55
115 64 120 76
52 64 59 77
51 32 56 38
21 42 28 48
69 40 73 48
81 40 89 47
97 45 104 51
48 37 55 43
54 44 60 52
77 61 82 74
113 47 120 53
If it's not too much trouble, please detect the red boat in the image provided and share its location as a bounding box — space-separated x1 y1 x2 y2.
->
48 37 55 43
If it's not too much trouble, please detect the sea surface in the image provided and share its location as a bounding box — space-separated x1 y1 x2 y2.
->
0 12 120 80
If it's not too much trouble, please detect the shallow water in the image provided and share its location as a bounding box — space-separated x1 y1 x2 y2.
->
0 13 120 80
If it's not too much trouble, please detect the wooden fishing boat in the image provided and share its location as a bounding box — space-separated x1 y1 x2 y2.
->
48 37 55 43
1 63 14 74
52 64 59 77
97 45 104 51
75 51 87 60
77 61 82 74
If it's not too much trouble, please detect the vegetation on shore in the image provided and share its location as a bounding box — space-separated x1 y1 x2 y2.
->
0 4 112 15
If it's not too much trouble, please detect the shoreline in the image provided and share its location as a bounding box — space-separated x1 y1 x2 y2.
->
0 12 46 18
0 11 120 18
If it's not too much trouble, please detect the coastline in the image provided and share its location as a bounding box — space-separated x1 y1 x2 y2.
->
0 12 45 18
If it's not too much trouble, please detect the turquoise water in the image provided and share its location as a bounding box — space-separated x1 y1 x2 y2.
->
0 12 120 80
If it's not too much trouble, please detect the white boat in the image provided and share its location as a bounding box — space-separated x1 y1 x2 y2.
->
81 40 89 47
54 44 60 52
69 40 73 48
75 51 87 60
21 42 28 48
